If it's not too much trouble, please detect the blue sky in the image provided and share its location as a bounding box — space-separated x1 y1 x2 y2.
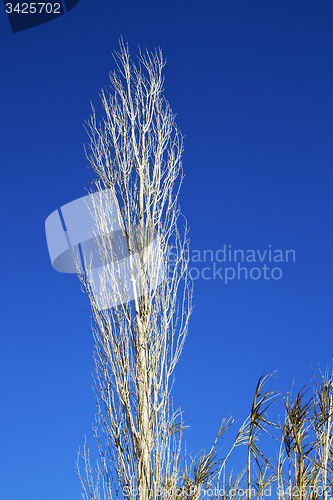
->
1 1 333 498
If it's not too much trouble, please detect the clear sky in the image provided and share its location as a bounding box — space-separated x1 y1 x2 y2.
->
1 1 333 499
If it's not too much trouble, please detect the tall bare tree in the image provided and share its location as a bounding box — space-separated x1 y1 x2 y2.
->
76 39 193 500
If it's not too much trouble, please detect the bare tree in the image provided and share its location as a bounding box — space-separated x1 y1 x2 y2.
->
75 39 193 500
